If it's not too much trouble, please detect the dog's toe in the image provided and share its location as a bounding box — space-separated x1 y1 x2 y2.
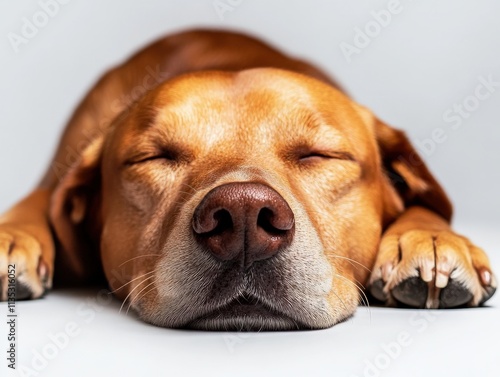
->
0 226 51 301
389 277 474 309
478 285 496 306
391 277 428 308
369 279 386 302
439 279 473 308
14 279 35 300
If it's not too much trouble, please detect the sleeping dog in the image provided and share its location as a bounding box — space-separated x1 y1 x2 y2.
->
0 29 495 330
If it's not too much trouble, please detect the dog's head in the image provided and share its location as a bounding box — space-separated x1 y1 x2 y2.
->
50 68 451 330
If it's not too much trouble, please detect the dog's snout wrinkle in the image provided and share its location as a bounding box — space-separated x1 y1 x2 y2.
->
192 182 295 268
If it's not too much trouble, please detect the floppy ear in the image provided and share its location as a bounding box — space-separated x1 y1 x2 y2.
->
374 117 453 223
49 136 105 285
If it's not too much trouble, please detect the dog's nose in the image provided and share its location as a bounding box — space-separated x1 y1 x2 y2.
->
192 182 295 268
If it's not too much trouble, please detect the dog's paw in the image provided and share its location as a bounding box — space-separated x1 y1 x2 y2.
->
0 225 52 301
369 230 496 308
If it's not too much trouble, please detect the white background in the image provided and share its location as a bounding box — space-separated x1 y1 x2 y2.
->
1 1 499 376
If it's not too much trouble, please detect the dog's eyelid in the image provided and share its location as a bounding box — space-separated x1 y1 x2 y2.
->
314 151 354 160
123 148 180 166
298 150 357 163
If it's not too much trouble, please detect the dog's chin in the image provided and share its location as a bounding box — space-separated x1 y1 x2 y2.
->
186 316 300 331
184 296 309 331
140 293 338 331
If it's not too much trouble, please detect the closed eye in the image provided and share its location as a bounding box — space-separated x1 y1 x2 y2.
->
124 148 179 166
297 150 356 163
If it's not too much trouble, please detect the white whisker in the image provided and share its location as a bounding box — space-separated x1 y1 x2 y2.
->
127 280 157 315
334 273 372 323
118 254 161 268
119 275 154 315
109 270 155 294
331 255 371 273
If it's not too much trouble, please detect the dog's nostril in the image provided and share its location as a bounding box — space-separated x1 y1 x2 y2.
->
208 209 234 236
257 207 294 235
192 209 233 234
212 209 233 233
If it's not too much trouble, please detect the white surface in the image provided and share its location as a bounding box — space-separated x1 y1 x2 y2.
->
2 224 499 377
